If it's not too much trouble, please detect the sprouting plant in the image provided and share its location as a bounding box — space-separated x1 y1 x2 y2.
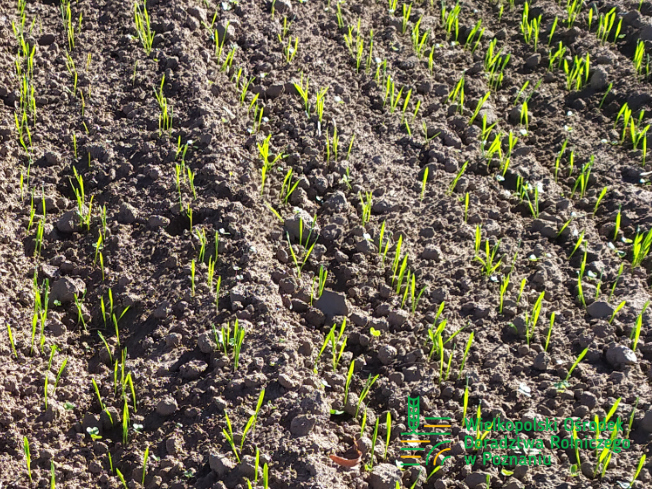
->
356 374 379 417
448 75 464 110
609 300 626 324
520 3 541 50
134 0 155 55
548 15 559 46
469 91 490 126
314 321 348 373
141 445 150 486
6 323 17 358
459 332 474 377
565 0 583 27
116 469 128 488
240 388 265 451
215 319 246 370
384 412 392 460
556 347 588 391
122 398 130 444
417 167 429 200
465 19 484 53
577 251 588 308
484 39 510 89
463 192 469 223
544 312 555 351
628 454 646 488
280 169 300 204
280 35 299 63
498 276 509 313
441 1 460 40
632 301 650 352
286 232 316 279
520 100 529 129
525 291 545 345
154 75 172 136
325 125 340 162
516 278 527 304
571 156 594 199
632 227 652 268
563 54 590 91
365 417 380 470
613 206 622 242
359 191 372 225
23 436 32 482
293 74 310 116
599 82 613 109
258 134 284 195
634 40 650 81
400 3 412 34
548 41 567 72
447 161 468 195
474 234 502 277
594 186 608 215
343 360 355 405
596 7 619 45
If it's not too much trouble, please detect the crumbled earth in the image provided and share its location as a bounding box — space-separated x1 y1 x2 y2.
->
2 0 652 488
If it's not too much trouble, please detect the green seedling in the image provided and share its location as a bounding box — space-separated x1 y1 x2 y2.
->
7 323 17 358
577 251 588 308
593 186 608 215
544 312 555 352
632 228 652 268
609 300 626 324
632 301 650 352
548 16 559 45
359 191 372 226
141 445 149 486
520 3 542 50
116 469 128 488
465 19 484 52
441 1 460 40
280 35 298 63
24 436 32 482
565 0 582 27
463 192 469 223
525 291 545 345
286 233 316 279
516 278 527 304
366 417 380 470
384 412 392 460
634 40 650 81
343 360 355 405
469 91 490 126
629 454 646 488
459 332 474 377
499 276 509 313
614 206 622 241
122 398 129 444
420 167 428 200
563 54 590 91
356 374 379 417
557 347 588 391
475 235 502 277
596 7 618 44
448 160 468 195
216 319 246 370
240 388 265 451
400 3 412 34
448 75 464 111
134 0 155 55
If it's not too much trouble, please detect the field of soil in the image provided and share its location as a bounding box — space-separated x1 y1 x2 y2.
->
2 0 652 487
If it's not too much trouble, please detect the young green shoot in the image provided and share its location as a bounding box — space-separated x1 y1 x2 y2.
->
544 312 555 352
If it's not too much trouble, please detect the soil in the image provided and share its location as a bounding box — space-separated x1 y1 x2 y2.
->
2 0 652 488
